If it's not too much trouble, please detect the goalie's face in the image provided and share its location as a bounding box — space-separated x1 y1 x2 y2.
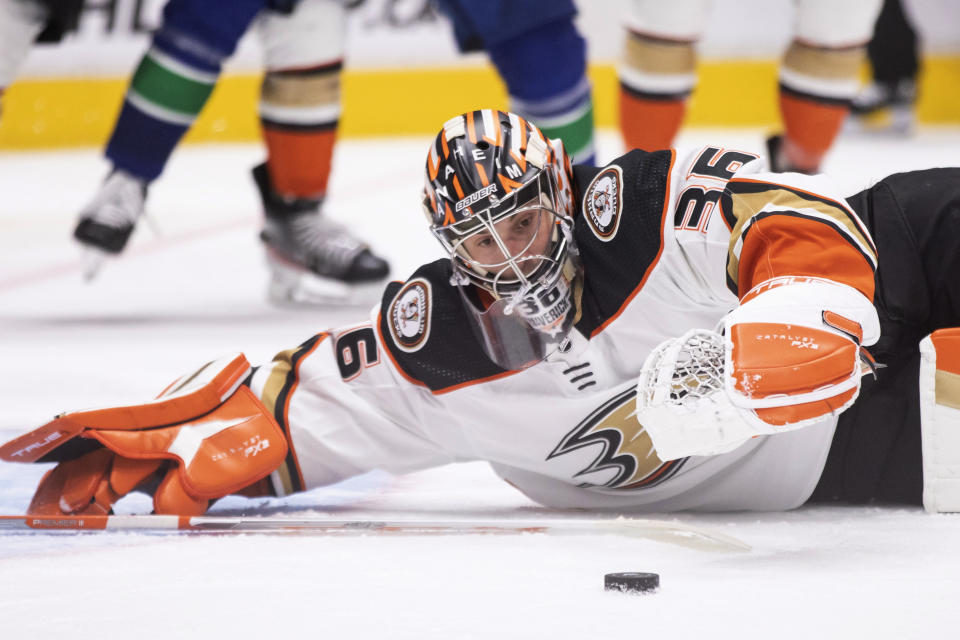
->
459 197 555 285
432 169 573 300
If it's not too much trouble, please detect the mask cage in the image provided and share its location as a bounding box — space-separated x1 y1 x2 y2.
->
429 171 574 298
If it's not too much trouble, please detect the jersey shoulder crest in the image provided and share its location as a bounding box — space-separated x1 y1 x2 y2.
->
378 259 509 392
572 149 675 336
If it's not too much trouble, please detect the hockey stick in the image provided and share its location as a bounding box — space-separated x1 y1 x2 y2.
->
0 515 750 552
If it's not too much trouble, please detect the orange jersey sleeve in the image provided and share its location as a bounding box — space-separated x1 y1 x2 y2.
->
719 177 877 299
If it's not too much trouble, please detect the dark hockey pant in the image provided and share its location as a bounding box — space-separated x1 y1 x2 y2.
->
810 168 960 505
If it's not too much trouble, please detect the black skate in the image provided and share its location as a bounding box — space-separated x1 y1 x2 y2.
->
765 134 820 175
253 163 390 305
73 169 148 279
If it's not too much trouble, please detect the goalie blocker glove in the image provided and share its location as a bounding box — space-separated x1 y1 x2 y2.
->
0 354 287 516
637 277 881 461
723 276 881 431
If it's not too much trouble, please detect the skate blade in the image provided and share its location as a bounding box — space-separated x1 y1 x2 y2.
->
267 260 388 307
80 247 111 281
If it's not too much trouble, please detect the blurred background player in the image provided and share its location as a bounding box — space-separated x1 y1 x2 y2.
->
849 0 921 133
73 0 390 305
0 0 83 118
432 0 596 164
617 0 882 173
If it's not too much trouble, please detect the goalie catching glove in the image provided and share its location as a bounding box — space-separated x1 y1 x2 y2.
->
0 354 286 516
637 277 880 460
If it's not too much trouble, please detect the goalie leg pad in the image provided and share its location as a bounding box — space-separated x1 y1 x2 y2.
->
920 328 960 513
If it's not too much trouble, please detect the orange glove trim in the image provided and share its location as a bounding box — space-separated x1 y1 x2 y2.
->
730 322 859 398
754 387 858 426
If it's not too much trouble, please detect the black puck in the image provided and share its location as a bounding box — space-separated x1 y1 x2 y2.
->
604 572 660 594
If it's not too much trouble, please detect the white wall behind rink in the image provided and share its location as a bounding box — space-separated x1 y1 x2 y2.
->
17 0 960 79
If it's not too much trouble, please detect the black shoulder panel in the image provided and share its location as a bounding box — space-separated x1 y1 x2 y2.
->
379 259 509 392
572 149 674 336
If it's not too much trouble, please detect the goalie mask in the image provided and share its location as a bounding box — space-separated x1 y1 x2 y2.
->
422 110 581 370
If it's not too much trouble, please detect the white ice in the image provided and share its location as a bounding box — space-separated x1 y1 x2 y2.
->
2 127 960 639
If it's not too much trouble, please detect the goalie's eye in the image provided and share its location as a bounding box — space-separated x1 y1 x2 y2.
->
467 233 495 251
512 211 536 232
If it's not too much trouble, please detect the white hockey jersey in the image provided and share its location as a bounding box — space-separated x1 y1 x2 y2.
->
248 145 878 512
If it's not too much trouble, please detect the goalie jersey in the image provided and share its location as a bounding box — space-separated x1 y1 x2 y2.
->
248 145 878 512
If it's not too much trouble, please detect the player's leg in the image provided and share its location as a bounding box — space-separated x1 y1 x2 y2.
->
919 328 960 512
810 168 960 506
878 169 960 511
850 0 919 131
860 168 960 335
486 3 595 164
808 349 924 505
434 0 595 164
0 0 49 118
618 0 709 151
254 0 389 304
73 0 267 269
768 0 882 172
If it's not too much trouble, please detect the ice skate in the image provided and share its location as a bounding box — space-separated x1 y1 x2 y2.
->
764 134 822 175
253 163 390 306
847 79 917 135
73 169 148 280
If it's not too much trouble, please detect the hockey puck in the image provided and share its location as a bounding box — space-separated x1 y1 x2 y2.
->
604 572 659 594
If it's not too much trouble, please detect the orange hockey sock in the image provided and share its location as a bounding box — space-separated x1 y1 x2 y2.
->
618 31 695 152
779 90 850 172
259 61 342 199
262 125 337 198
619 87 686 152
776 40 862 172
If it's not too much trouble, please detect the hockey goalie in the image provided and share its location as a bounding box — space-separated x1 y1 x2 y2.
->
3 110 959 515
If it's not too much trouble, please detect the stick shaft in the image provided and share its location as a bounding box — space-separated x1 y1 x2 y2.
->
0 514 749 551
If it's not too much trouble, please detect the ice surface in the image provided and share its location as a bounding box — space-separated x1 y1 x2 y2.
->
2 127 960 638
